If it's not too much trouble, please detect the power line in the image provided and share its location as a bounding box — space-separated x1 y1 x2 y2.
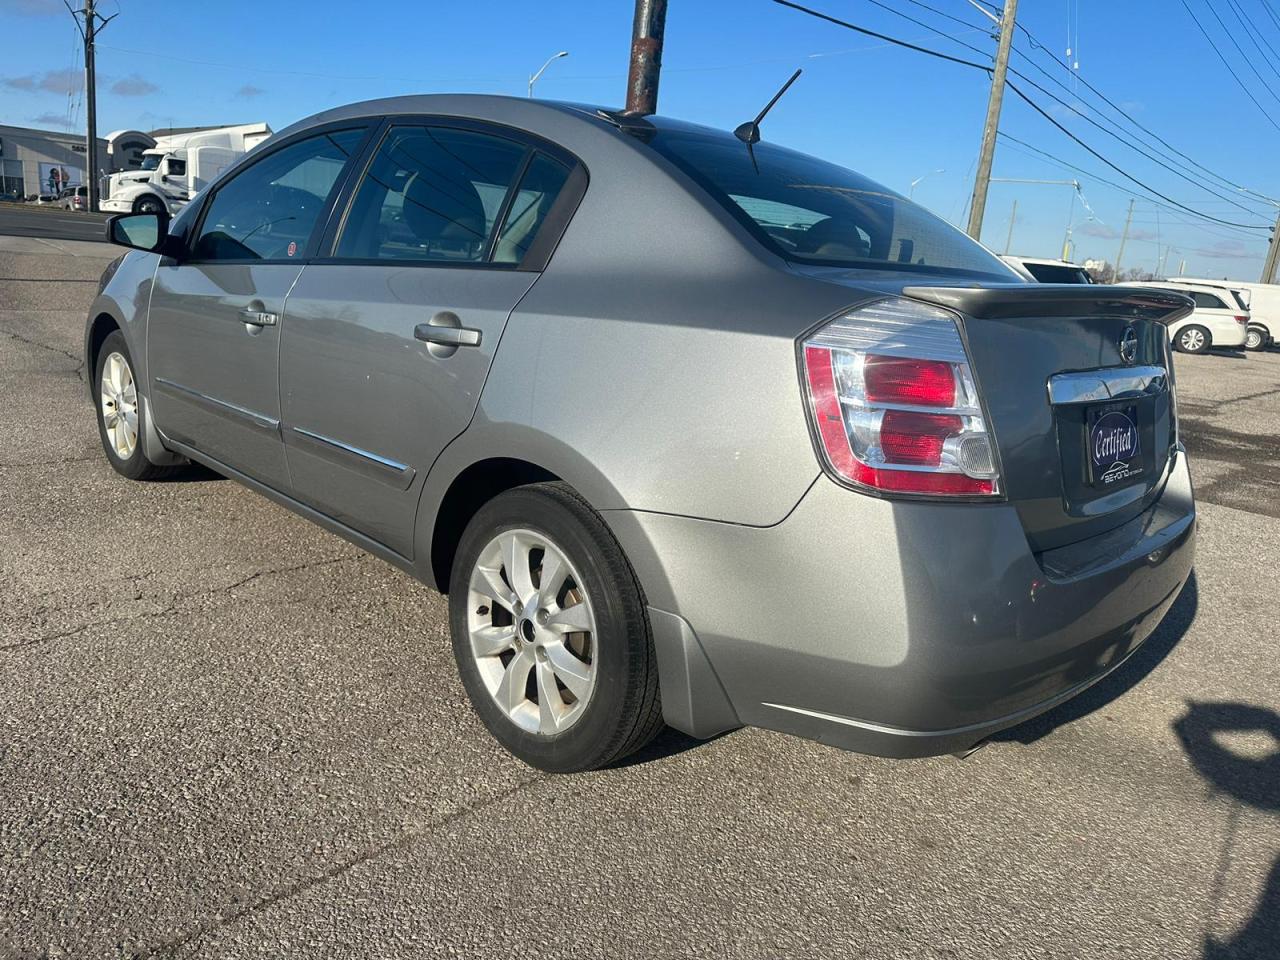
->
771 0 1274 231
978 0 1280 203
855 0 1272 220
769 0 992 70
1179 0 1280 132
1222 0 1280 82
1197 0 1280 101
997 133 1269 245
1005 80 1270 229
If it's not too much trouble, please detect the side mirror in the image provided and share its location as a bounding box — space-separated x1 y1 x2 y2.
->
106 211 172 254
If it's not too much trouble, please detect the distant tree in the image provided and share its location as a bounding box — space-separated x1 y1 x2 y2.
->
1085 260 1114 283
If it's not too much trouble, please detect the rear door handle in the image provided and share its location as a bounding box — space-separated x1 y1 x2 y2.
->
415 312 481 357
414 324 481 347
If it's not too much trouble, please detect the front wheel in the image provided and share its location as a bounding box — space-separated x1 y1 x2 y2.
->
1175 325 1211 354
94 330 180 481
132 195 165 215
448 482 664 773
1245 326 1267 351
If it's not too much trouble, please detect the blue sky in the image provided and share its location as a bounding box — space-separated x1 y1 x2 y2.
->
3 0 1278 279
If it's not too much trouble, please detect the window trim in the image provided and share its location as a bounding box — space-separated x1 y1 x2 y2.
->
179 120 376 267
313 114 587 273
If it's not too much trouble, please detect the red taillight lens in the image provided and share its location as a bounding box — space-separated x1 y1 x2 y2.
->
879 411 962 465
1235 315 1248 326
800 298 1000 498
864 356 956 406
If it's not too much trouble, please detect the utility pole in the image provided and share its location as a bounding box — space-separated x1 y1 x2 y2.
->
624 0 668 115
64 0 116 213
1003 198 1017 254
1113 199 1135 282
1260 209 1280 284
965 0 1019 241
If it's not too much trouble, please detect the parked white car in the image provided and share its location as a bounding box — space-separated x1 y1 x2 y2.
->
1170 277 1276 351
57 185 88 212
1000 255 1093 284
1135 281 1249 353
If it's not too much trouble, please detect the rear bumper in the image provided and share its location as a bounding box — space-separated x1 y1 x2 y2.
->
610 450 1195 758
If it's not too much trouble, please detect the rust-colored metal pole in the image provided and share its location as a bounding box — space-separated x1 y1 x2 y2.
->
624 0 668 115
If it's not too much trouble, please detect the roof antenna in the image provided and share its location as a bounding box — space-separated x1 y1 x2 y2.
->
734 68 802 173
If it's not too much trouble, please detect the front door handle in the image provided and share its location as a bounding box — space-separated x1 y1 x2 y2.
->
240 308 278 327
415 312 482 357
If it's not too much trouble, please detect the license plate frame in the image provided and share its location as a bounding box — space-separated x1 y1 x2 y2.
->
1086 402 1146 489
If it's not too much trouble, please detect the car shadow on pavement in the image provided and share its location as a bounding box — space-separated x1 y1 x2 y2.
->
609 726 719 768
993 570 1199 747
1174 701 1280 959
153 463 225 483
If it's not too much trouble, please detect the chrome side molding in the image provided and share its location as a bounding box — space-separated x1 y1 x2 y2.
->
289 426 416 490
153 377 281 434
1047 365 1167 406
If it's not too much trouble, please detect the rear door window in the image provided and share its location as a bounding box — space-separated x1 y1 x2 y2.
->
335 126 529 263
492 153 571 264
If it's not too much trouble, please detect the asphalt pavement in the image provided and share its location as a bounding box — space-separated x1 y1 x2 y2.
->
0 203 110 245
1 242 1277 959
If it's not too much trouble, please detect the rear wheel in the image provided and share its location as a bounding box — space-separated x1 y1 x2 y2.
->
1245 325 1267 351
94 331 180 481
448 482 663 773
1175 325 1211 354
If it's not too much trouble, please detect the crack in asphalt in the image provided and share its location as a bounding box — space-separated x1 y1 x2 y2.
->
0 454 97 468
131 775 549 959
0 327 86 382
2 554 362 655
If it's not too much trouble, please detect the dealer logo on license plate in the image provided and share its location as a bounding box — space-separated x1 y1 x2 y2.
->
1091 409 1143 486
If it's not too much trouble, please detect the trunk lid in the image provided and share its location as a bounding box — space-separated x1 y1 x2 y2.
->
902 283 1193 552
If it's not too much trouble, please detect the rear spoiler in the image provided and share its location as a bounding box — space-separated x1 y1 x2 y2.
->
902 284 1195 326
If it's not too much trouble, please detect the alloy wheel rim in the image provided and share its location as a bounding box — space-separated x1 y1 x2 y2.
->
466 528 597 736
100 351 139 460
1246 330 1262 349
1182 330 1204 351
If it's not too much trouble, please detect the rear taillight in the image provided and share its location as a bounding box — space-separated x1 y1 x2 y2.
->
1234 315 1248 326
800 297 1000 498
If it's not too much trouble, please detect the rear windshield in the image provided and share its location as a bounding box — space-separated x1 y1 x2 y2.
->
1231 290 1249 311
1024 263 1091 284
647 128 1017 280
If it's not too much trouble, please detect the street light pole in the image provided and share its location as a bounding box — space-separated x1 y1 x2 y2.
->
528 51 569 99
909 168 944 199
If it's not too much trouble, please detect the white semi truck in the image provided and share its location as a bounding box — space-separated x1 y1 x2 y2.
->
101 122 272 216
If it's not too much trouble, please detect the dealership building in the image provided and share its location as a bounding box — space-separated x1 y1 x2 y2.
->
0 124 244 200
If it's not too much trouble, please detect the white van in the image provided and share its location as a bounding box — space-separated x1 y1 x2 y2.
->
1134 281 1249 353
1171 278 1277 351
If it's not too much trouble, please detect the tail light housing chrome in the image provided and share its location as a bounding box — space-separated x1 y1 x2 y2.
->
800 297 1001 498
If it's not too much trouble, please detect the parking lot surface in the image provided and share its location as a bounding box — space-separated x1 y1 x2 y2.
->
1 245 1277 959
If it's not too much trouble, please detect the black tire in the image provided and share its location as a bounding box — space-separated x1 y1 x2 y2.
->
94 330 181 481
132 195 164 215
1175 324 1211 354
1245 325 1267 351
448 482 664 773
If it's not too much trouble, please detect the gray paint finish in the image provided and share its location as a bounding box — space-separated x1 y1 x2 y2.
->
90 93 1199 760
280 263 538 558
147 262 303 490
